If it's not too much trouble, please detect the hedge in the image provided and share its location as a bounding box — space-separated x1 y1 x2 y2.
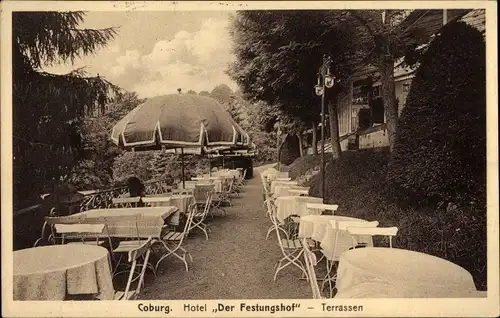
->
388 21 486 207
308 149 486 290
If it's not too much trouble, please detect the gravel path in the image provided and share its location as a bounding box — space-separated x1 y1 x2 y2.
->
140 165 311 299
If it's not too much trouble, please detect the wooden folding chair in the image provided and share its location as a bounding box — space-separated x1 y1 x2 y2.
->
155 203 196 272
191 185 214 238
41 215 87 245
114 237 153 300
56 223 112 248
269 201 313 281
102 215 156 278
303 238 324 299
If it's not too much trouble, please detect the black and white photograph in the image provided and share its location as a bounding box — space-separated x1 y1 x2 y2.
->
1 1 498 317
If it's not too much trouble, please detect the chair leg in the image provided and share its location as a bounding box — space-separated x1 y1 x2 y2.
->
155 241 191 272
266 225 275 240
273 250 307 281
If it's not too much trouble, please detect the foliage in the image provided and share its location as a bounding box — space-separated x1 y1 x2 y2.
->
112 151 156 185
66 92 145 190
388 22 486 206
250 131 278 166
113 150 210 186
12 11 121 208
211 84 234 104
307 149 486 290
228 11 359 135
322 10 432 151
287 155 322 180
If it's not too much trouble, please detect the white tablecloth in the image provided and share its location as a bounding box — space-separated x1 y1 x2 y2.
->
142 195 195 225
274 196 323 223
273 185 309 198
335 247 478 298
72 207 178 237
270 180 299 193
298 215 340 241
319 218 373 261
14 245 114 300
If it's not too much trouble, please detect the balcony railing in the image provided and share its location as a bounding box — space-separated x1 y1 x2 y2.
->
79 179 173 212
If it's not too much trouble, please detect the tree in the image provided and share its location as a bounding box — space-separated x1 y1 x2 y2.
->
388 21 486 206
66 91 145 189
199 91 211 97
323 10 438 151
187 90 197 95
229 11 360 160
210 84 233 104
12 12 121 208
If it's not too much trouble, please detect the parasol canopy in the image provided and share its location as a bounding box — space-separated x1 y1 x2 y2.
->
111 94 251 151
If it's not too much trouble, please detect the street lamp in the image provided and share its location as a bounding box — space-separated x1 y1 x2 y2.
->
315 54 335 203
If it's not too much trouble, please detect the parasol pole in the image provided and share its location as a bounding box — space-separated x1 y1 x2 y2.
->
181 148 185 189
222 154 225 169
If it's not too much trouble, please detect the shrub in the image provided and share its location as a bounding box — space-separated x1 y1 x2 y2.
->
287 155 321 180
308 149 486 290
388 21 486 206
279 134 301 165
112 151 156 184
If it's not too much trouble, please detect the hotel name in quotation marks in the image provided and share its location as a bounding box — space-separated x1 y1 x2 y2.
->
137 302 363 315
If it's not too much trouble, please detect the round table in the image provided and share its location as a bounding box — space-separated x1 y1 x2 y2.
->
274 196 323 223
319 218 375 261
270 180 298 193
335 247 478 298
14 245 114 300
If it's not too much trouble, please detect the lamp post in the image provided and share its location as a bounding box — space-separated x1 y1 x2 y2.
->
314 54 335 203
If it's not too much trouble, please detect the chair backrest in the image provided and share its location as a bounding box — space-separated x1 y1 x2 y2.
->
347 226 399 248
277 172 289 178
45 215 86 225
306 203 339 214
172 188 194 196
329 220 379 260
141 196 171 208
302 238 322 299
178 181 197 189
194 184 214 202
181 203 197 238
44 215 87 244
54 223 106 244
128 236 153 262
336 220 379 231
112 197 141 208
102 215 142 240
160 185 173 194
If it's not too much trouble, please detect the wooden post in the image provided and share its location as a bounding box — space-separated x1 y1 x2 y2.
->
181 148 185 189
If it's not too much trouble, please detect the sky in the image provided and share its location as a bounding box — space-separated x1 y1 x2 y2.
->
44 11 238 98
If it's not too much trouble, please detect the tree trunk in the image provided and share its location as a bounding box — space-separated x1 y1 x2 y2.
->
327 100 342 160
378 57 398 152
311 122 318 155
297 133 304 157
